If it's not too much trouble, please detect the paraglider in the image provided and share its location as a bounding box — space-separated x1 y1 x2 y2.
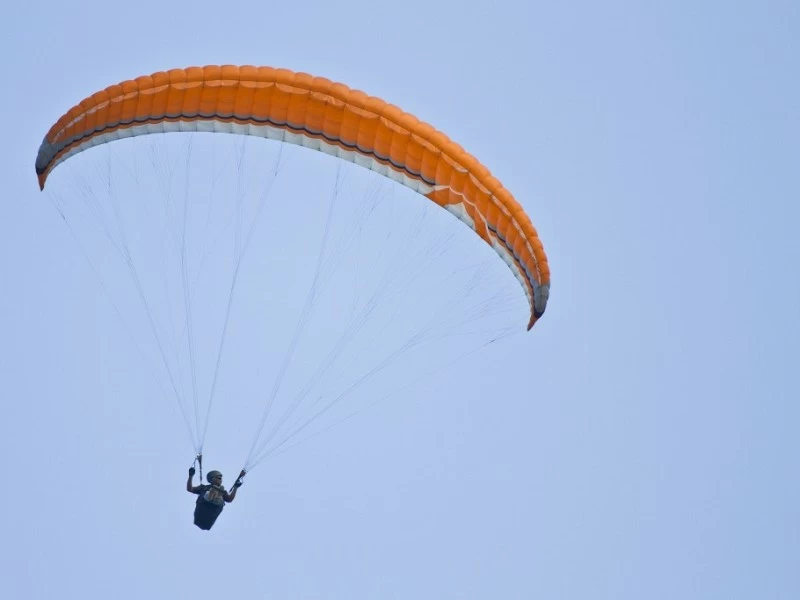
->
187 466 244 530
35 65 551 531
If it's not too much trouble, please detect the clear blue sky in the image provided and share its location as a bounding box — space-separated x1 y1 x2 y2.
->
2 1 799 598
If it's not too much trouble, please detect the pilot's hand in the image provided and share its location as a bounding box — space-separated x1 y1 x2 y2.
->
189 467 196 477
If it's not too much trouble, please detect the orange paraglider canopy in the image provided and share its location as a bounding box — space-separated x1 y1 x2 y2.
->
35 65 549 327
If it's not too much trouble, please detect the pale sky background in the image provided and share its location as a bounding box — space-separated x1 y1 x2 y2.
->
2 1 799 599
